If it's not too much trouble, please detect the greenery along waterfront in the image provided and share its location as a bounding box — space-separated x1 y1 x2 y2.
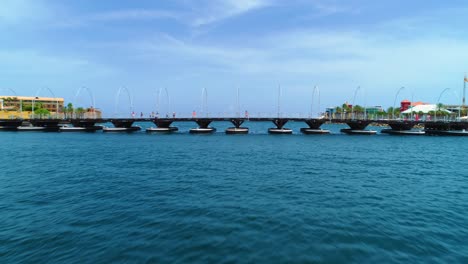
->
0 95 99 119
330 103 461 119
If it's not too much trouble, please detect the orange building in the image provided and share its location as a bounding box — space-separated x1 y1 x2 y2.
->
0 96 64 112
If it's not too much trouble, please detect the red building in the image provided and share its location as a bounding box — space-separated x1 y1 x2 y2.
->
400 100 411 111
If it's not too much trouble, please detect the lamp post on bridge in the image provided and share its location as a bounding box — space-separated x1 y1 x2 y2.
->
392 86 405 120
451 90 462 121
435 88 451 122
351 86 361 120
277 85 281 118
311 85 320 118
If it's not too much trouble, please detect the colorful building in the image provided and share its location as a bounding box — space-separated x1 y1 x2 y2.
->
0 96 64 112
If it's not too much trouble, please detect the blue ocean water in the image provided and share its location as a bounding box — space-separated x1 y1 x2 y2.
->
1 122 468 263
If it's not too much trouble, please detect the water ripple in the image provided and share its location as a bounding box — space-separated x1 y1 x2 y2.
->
1 130 468 263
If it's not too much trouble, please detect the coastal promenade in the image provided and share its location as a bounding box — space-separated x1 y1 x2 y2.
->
0 117 467 135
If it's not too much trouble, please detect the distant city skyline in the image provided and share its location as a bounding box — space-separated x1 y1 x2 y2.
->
2 0 468 116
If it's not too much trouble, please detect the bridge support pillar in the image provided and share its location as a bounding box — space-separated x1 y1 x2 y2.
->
190 119 216 134
147 119 178 132
381 121 424 135
300 119 329 134
103 119 141 132
341 120 376 135
269 118 292 134
226 118 248 134
424 121 468 136
59 119 102 132
111 120 135 128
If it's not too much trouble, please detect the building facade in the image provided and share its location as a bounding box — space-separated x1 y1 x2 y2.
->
0 96 64 112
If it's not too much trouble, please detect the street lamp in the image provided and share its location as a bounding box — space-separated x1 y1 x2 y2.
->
435 88 450 122
392 86 405 120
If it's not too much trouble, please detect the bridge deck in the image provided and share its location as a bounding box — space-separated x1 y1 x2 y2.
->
1 117 465 125
0 117 468 124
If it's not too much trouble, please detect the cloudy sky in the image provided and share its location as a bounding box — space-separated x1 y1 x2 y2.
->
2 0 468 116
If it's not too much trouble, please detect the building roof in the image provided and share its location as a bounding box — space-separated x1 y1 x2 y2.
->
0 96 64 101
411 101 429 106
401 104 451 114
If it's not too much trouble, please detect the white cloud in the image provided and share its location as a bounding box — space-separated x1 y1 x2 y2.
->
3 0 468 110
50 9 181 28
190 0 274 27
86 9 178 22
51 0 273 29
311 1 360 17
110 21 468 108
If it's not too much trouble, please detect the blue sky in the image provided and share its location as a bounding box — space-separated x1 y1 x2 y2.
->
2 0 468 116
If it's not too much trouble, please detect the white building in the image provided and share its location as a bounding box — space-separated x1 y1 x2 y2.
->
401 104 451 114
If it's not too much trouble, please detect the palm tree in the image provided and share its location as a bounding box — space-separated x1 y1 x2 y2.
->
354 105 365 113
334 106 342 119
352 105 364 119
342 103 351 112
437 103 444 110
386 107 394 119
461 107 468 117
66 103 74 118
75 107 86 118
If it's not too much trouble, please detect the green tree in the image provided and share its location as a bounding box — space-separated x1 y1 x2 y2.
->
34 108 50 118
22 102 43 112
75 107 86 118
353 105 364 113
437 103 444 111
66 103 74 118
461 107 468 117
342 103 351 112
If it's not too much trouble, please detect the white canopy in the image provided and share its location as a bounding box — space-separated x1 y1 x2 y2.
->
401 104 451 114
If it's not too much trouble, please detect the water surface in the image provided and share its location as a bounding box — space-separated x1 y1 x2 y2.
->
1 122 468 263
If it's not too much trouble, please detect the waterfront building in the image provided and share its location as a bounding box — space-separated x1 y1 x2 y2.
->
365 106 383 114
401 104 451 115
400 100 411 111
0 96 64 112
325 107 336 114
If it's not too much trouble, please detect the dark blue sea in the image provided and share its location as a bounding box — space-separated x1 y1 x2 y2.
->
1 121 468 263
